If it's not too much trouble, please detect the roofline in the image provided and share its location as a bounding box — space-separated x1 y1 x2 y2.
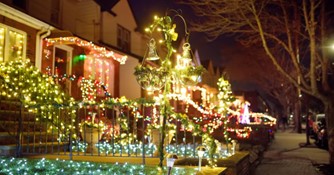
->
98 40 143 61
0 2 55 30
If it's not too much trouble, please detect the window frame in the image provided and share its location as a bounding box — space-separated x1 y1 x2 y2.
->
117 24 131 52
52 44 73 95
0 23 27 62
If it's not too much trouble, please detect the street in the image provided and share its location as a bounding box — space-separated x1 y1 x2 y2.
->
254 128 331 175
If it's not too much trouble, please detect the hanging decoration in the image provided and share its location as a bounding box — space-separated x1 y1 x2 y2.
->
79 77 97 104
134 11 206 167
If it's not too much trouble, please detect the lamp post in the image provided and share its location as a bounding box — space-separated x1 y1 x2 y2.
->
231 140 237 155
134 10 204 167
166 153 178 175
196 145 206 171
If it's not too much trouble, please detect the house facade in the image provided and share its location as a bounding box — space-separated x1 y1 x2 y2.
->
0 0 144 100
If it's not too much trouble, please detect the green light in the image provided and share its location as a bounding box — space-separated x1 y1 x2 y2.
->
73 54 86 64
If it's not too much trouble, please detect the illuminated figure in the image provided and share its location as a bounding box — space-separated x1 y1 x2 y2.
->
240 102 250 124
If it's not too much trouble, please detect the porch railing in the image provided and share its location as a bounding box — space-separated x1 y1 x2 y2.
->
16 101 204 163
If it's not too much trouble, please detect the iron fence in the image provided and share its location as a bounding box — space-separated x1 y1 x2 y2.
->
14 102 203 163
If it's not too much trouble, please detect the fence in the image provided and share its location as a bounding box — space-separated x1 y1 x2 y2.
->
11 101 204 163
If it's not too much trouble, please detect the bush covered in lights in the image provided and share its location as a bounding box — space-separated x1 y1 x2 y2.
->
0 60 76 136
0 157 198 175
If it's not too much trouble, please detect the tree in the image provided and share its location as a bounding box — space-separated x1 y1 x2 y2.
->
217 76 235 146
220 40 299 129
178 0 334 165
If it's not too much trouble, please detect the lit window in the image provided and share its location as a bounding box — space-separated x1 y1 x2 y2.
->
0 24 26 62
117 25 131 52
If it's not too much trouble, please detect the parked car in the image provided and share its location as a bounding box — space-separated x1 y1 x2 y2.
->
312 114 328 149
312 114 325 133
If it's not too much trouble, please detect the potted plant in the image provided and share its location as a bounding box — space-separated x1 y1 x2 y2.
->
81 113 105 153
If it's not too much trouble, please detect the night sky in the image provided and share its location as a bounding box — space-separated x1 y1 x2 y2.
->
128 0 261 91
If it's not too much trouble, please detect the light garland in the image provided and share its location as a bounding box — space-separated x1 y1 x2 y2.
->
79 77 97 104
45 37 127 64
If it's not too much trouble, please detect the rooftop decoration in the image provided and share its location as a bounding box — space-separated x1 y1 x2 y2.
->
45 37 127 64
134 10 204 167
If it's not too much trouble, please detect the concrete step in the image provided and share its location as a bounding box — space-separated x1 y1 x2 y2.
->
0 110 36 121
0 120 51 132
0 142 68 156
0 131 60 145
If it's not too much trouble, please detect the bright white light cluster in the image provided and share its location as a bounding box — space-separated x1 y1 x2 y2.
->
0 157 197 175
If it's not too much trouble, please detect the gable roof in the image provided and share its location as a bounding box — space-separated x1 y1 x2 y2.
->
94 0 119 14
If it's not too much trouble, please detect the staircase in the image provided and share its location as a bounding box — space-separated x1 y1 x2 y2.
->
0 98 67 156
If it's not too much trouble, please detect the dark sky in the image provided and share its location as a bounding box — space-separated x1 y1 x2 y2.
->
128 0 260 91
128 0 221 63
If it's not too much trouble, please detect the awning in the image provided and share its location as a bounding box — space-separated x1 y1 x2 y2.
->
45 36 127 64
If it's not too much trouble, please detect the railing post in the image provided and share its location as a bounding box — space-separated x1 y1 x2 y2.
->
83 106 87 156
97 105 100 156
69 106 73 160
16 101 23 157
127 108 130 157
176 120 179 156
142 106 145 165
112 106 115 156
193 135 195 157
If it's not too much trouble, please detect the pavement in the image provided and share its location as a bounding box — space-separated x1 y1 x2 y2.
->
253 128 331 175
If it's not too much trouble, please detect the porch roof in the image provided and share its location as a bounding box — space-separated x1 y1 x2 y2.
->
45 36 127 64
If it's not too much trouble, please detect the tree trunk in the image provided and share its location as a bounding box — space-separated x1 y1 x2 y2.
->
324 97 334 166
294 100 302 133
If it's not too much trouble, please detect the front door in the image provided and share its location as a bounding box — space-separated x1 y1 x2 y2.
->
53 45 73 95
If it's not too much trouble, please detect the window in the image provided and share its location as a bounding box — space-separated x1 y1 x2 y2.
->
0 24 26 62
117 25 130 52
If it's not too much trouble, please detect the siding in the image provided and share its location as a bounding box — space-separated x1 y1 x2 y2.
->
28 0 52 24
74 0 100 41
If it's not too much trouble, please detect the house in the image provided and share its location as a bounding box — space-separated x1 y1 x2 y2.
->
0 0 146 156
233 90 269 113
0 2 55 67
0 0 145 100
0 0 228 158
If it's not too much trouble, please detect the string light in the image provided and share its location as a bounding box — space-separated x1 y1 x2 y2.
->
0 157 198 174
0 27 5 62
45 37 127 64
0 26 26 62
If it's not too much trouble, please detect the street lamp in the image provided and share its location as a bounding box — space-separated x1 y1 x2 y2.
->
231 140 237 155
330 43 334 51
166 153 178 175
134 10 204 167
196 145 206 171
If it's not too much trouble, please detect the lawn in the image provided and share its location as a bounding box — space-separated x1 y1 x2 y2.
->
0 157 197 175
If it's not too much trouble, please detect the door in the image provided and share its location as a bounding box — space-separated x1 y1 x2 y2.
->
53 45 73 95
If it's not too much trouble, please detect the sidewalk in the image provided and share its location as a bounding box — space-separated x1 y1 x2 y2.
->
254 128 330 175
